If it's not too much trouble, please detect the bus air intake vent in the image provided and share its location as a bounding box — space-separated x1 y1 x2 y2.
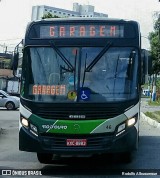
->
35 106 121 120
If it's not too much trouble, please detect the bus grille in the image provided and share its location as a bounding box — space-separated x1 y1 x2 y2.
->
35 107 121 120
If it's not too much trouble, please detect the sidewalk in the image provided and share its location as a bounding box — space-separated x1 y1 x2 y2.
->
141 112 160 129
141 98 160 129
141 98 160 113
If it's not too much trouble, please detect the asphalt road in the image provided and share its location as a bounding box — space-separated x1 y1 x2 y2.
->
0 103 160 177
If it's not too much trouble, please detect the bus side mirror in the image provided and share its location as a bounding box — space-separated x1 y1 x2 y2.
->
11 52 19 77
13 52 19 71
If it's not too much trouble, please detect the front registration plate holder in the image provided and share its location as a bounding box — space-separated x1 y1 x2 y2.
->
66 139 87 146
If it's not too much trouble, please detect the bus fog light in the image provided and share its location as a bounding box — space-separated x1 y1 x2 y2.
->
21 118 29 127
127 118 136 127
30 124 38 133
117 123 125 133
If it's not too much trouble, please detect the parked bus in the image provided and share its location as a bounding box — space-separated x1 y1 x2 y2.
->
19 18 142 163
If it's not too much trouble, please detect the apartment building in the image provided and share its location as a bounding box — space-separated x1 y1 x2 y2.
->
31 3 108 21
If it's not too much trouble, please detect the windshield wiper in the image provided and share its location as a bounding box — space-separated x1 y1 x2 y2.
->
74 49 78 90
82 53 87 88
113 55 120 94
114 54 120 79
49 41 74 72
85 42 112 72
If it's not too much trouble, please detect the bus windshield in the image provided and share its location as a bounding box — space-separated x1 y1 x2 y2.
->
22 46 138 103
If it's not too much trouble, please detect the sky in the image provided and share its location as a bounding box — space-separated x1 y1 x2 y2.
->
0 0 159 52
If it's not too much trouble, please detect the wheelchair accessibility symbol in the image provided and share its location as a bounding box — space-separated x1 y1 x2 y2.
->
80 88 90 101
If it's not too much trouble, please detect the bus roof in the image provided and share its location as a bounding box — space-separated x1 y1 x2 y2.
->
31 17 138 24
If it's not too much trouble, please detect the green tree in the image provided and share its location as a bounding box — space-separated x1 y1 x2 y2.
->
42 12 60 19
148 16 160 76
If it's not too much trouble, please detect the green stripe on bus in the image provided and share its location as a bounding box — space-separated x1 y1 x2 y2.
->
28 113 127 134
48 119 106 134
29 114 106 134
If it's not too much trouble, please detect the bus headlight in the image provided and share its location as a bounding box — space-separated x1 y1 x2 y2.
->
116 114 137 136
21 117 29 127
127 118 136 127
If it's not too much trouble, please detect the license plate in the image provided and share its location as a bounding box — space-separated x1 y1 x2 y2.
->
66 139 87 146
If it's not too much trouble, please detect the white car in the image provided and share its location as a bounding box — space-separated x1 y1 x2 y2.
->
0 90 20 110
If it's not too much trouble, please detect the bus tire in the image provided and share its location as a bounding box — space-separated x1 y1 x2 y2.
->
37 153 53 164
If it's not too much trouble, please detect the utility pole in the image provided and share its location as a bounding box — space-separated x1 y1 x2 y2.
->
5 46 7 53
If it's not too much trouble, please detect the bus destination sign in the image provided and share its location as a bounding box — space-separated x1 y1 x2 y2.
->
40 24 124 38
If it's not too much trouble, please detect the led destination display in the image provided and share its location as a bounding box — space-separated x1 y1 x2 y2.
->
40 24 124 38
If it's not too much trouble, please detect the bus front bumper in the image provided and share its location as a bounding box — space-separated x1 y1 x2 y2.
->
19 126 138 155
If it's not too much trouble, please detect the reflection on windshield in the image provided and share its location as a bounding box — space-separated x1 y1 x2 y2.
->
22 47 138 103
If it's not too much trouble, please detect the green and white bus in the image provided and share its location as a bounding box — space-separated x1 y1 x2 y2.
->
19 18 142 163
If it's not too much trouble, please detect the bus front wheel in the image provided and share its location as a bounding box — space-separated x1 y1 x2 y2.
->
37 153 53 164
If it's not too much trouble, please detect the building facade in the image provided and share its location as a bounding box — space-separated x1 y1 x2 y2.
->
31 3 108 21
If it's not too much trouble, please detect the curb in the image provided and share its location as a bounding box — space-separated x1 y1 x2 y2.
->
140 112 160 129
